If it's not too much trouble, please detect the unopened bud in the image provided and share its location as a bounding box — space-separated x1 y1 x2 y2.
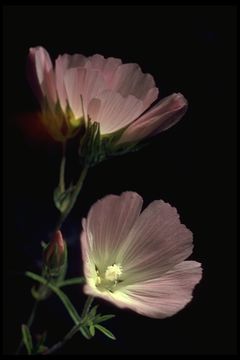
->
43 230 66 274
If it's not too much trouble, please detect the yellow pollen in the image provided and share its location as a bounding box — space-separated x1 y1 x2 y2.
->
104 264 122 282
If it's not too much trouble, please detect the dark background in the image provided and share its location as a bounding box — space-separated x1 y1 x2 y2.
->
3 5 237 355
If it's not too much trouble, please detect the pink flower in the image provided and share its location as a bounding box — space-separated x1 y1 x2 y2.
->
80 192 202 319
28 46 187 144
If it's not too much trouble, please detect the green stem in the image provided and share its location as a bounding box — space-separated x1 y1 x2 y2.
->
59 142 66 192
42 323 80 355
55 165 89 230
15 300 39 354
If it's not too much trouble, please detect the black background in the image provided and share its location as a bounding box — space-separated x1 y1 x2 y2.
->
3 5 237 355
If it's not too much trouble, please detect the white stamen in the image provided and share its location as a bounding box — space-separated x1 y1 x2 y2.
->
105 264 122 282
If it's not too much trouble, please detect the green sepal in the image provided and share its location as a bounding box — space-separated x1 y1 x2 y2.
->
78 117 150 166
79 118 104 166
43 237 68 282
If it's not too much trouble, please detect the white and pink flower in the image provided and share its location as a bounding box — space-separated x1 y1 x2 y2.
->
28 46 188 144
80 192 202 319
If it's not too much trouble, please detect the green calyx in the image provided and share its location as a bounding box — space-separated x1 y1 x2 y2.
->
78 119 143 167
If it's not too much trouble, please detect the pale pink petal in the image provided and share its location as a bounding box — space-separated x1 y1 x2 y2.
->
142 87 159 110
55 55 70 110
55 54 87 110
82 69 107 110
118 93 188 144
64 67 86 118
88 54 106 69
67 53 87 68
116 200 193 283
42 69 57 106
88 55 122 87
83 261 202 319
110 63 156 101
89 90 143 134
101 57 122 86
82 192 143 272
87 98 101 121
28 46 57 104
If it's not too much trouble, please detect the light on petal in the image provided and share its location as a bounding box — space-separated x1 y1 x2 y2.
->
28 46 187 146
80 192 202 319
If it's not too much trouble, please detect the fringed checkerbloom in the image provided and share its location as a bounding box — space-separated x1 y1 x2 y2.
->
81 192 202 319
28 47 187 144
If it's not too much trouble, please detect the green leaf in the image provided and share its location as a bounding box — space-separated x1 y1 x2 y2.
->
21 324 33 355
89 322 95 337
94 314 115 324
95 324 116 340
58 277 85 287
89 305 99 318
79 326 91 340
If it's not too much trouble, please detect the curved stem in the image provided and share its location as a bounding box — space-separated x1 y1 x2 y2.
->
15 300 39 354
55 165 89 230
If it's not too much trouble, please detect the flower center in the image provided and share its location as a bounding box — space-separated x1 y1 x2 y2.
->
95 263 123 292
105 264 122 281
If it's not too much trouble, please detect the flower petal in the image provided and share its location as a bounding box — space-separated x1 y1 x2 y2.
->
64 66 107 118
83 261 202 319
28 46 57 105
88 90 143 134
55 55 70 111
118 93 188 144
64 67 87 118
110 63 156 102
116 199 193 283
81 192 143 274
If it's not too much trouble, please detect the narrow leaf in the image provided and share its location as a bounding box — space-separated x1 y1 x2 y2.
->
79 326 91 340
95 324 116 340
89 322 95 337
94 314 115 324
21 324 33 355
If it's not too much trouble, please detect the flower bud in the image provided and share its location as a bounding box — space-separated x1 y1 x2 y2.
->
43 230 66 274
